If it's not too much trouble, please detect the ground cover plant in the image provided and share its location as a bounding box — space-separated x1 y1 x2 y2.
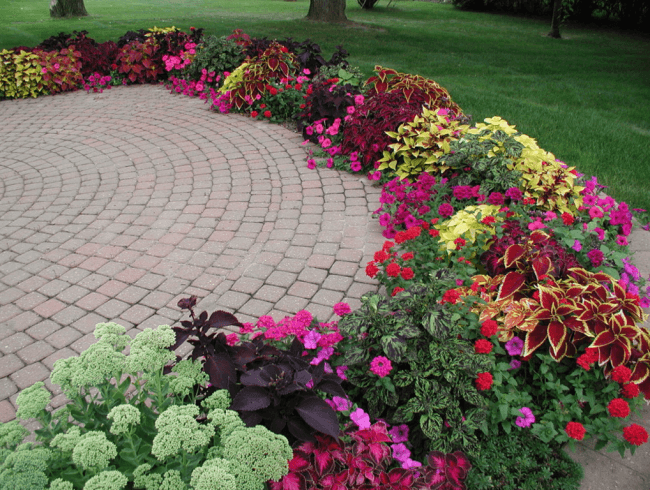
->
1 19 650 490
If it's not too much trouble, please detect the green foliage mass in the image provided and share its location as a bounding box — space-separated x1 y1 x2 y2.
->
183 35 245 86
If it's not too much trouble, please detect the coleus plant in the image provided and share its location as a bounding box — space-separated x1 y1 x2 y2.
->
115 38 163 84
270 421 472 490
170 297 346 444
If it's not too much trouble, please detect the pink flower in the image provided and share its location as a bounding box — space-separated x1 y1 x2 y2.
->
616 235 628 246
321 138 332 148
350 408 371 429
401 458 422 469
594 227 605 241
336 365 348 380
515 407 535 428
307 159 316 169
438 203 454 218
587 249 605 267
528 219 546 231
333 302 351 316
311 346 334 365
303 330 322 349
392 443 411 462
572 240 582 252
332 396 352 411
389 424 409 443
370 356 392 378
346 105 355 114
354 94 365 106
315 123 324 134
225 333 239 346
505 337 524 356
326 157 334 168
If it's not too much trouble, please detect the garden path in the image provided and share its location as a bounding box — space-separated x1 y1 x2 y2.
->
0 84 649 489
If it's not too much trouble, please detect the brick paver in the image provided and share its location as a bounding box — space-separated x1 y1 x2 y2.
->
7 87 646 490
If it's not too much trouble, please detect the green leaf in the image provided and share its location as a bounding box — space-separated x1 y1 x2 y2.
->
420 413 443 439
380 335 407 362
342 347 369 366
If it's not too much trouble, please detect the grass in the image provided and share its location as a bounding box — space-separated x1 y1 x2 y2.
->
1 0 649 213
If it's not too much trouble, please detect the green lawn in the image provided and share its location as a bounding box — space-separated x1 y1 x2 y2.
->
2 0 649 213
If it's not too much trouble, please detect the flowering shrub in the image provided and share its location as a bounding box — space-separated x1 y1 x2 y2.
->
1 323 292 489
249 77 309 123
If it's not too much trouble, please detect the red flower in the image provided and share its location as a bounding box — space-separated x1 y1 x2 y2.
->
382 241 395 251
562 212 575 225
250 111 258 118
366 262 379 278
475 372 493 391
608 398 630 418
394 231 408 244
264 110 272 118
269 87 278 96
611 365 633 384
621 383 640 399
454 237 466 249
565 422 586 441
623 424 648 446
429 229 440 237
401 252 414 260
401 267 414 280
441 289 461 305
391 287 405 297
480 320 499 337
260 104 266 108
481 216 496 225
386 263 401 277
374 250 389 263
474 339 493 354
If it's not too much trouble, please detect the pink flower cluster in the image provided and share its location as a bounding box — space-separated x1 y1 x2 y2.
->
82 73 112 93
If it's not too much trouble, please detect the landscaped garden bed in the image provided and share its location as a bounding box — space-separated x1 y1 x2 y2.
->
1 26 649 490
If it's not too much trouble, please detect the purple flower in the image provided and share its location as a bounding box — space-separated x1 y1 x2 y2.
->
509 359 521 370
310 346 334 365
515 407 535 428
401 458 422 469
302 330 322 349
392 443 411 463
351 408 371 429
332 396 352 412
505 337 524 356
389 424 409 443
572 240 582 252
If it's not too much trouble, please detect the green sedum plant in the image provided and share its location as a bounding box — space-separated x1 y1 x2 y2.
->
1 322 292 490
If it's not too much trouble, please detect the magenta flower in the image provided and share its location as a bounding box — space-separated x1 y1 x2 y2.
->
616 235 628 246
336 365 348 380
389 424 409 443
515 407 535 428
401 458 422 469
505 187 523 201
438 203 454 218
587 249 605 267
589 206 605 219
392 443 411 463
505 337 524 356
370 356 393 378
487 192 505 205
333 302 352 317
572 240 582 252
302 330 322 349
350 408 371 429
509 359 521 370
332 396 352 412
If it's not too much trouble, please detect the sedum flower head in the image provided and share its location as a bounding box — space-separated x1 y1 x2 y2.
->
16 381 51 420
191 458 236 490
132 463 162 490
159 470 187 490
207 408 245 441
169 359 208 397
201 390 231 412
0 420 29 449
152 405 213 461
94 322 130 352
50 356 79 396
51 344 125 396
50 426 82 453
83 470 128 490
0 444 51 490
49 478 74 490
126 325 177 375
107 404 141 435
222 425 292 489
72 432 117 470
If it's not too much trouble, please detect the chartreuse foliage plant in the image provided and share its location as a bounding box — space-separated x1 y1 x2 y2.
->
0 49 47 99
1 322 292 490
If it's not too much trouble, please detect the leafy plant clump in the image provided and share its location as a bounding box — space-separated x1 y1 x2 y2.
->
182 35 245 87
334 276 491 459
171 298 346 445
467 429 584 490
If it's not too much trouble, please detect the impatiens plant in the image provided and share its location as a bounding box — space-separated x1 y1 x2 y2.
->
1 322 292 489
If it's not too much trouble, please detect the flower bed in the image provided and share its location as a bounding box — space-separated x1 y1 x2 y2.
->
2 25 650 490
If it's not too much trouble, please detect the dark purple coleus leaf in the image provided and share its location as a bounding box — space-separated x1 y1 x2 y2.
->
231 386 272 411
287 417 317 443
205 310 243 333
295 396 341 440
239 410 264 427
316 380 347 399
205 352 237 391
177 296 197 310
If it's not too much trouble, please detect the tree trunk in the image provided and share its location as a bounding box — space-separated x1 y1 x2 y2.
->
548 0 563 38
307 0 347 23
50 0 88 18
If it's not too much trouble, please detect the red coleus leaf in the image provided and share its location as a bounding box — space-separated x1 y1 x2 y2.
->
609 341 632 368
503 244 525 269
532 256 553 281
270 472 305 490
548 321 568 357
268 57 279 71
631 359 650 385
591 329 616 349
496 271 526 302
523 322 548 357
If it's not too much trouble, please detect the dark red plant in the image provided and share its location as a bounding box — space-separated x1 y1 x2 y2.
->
421 451 471 490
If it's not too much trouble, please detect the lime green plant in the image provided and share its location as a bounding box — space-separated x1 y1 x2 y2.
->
435 204 503 254
0 49 47 99
0 322 292 490
377 106 469 180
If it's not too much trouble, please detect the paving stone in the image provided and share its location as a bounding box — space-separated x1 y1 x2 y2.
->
45 327 83 349
16 341 56 364
10 362 50 390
